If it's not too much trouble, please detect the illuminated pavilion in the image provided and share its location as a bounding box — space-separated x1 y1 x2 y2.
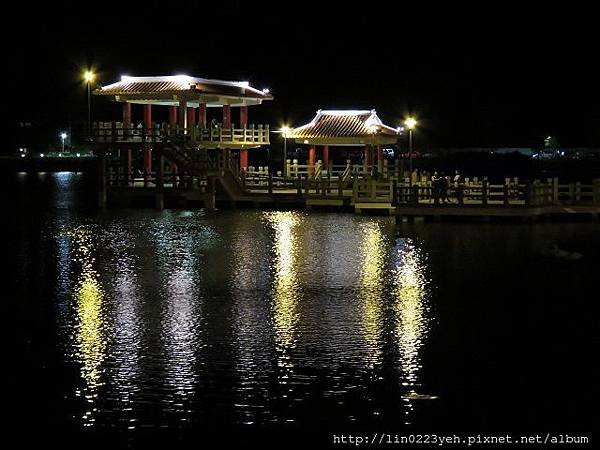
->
93 75 273 172
284 109 402 169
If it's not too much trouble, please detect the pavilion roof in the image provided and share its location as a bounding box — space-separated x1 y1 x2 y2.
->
94 75 273 107
286 110 401 145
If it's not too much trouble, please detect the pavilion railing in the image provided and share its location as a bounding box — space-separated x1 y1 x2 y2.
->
92 122 270 145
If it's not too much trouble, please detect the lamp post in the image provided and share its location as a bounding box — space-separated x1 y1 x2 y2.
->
404 117 417 185
84 70 95 140
281 126 291 177
60 132 67 153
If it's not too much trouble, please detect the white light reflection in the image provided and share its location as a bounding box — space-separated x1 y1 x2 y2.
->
153 217 205 420
393 238 432 424
230 216 272 425
108 229 142 430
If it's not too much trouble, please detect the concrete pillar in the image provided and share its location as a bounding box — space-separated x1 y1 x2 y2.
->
240 105 248 127
322 145 329 167
223 104 231 129
178 100 187 128
198 103 207 127
169 106 177 126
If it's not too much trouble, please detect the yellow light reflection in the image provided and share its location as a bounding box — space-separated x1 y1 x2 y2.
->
393 238 431 424
358 222 386 368
266 212 301 364
69 226 107 427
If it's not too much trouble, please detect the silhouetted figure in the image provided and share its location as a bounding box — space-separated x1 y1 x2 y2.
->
440 171 449 203
431 171 440 204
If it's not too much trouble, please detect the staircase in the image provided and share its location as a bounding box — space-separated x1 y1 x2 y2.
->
162 136 213 176
161 135 265 203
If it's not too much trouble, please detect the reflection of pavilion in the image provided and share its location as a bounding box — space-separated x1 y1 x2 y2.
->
285 109 401 173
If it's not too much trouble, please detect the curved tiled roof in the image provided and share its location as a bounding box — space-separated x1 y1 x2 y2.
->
95 75 273 100
288 110 400 140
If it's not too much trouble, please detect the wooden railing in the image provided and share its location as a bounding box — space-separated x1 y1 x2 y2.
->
92 122 270 146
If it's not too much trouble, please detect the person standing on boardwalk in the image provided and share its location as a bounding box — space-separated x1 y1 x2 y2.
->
431 171 440 204
440 171 449 203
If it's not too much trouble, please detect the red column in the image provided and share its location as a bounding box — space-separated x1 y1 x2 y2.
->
187 107 195 130
169 106 177 126
198 103 207 127
178 100 187 127
364 144 372 167
322 145 329 167
143 104 152 176
143 104 152 129
240 148 248 170
240 105 248 127
308 145 316 166
376 145 383 162
123 103 131 128
223 104 231 129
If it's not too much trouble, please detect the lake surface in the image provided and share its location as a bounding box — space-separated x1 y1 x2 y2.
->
6 172 596 447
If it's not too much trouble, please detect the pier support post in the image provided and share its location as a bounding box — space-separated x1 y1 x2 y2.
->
127 148 133 186
155 147 164 210
206 176 216 210
240 149 248 171
143 104 152 187
97 148 107 208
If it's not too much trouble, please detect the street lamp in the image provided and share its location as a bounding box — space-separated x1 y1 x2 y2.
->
60 132 67 153
404 117 417 184
280 125 291 176
83 70 96 140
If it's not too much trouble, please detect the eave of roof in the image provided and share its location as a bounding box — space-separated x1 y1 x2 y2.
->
94 75 273 101
286 109 401 143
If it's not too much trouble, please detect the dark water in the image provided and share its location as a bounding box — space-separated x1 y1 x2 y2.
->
6 172 597 447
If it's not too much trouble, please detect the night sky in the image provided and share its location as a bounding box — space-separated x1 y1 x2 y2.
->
7 1 599 151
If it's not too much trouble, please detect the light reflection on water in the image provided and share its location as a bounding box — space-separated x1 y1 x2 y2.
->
358 222 387 369
393 238 431 424
53 204 435 431
68 225 107 427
